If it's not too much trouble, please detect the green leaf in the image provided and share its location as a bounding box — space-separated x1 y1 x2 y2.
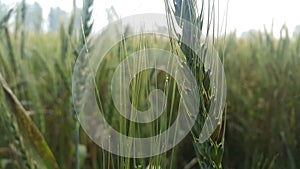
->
0 73 60 169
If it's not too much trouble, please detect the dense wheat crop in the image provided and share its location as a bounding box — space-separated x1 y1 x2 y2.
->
0 0 299 169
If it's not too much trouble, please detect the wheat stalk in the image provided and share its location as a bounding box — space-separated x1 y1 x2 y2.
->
164 0 226 168
20 0 26 59
72 1 94 168
0 9 18 77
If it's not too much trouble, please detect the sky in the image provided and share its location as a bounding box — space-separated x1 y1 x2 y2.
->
2 0 300 37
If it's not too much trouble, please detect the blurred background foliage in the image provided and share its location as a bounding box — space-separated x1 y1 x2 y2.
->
0 0 299 169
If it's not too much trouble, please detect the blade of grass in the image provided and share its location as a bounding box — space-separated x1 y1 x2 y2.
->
0 73 60 169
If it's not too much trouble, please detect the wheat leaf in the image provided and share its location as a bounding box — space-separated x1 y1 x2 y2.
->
0 73 60 169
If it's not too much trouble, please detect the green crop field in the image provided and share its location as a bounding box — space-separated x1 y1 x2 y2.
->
0 0 299 169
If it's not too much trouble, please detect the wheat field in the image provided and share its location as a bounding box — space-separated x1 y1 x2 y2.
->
0 0 299 169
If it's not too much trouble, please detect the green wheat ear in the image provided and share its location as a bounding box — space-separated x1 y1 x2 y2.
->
0 8 14 28
164 0 226 168
72 1 94 169
75 0 94 58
